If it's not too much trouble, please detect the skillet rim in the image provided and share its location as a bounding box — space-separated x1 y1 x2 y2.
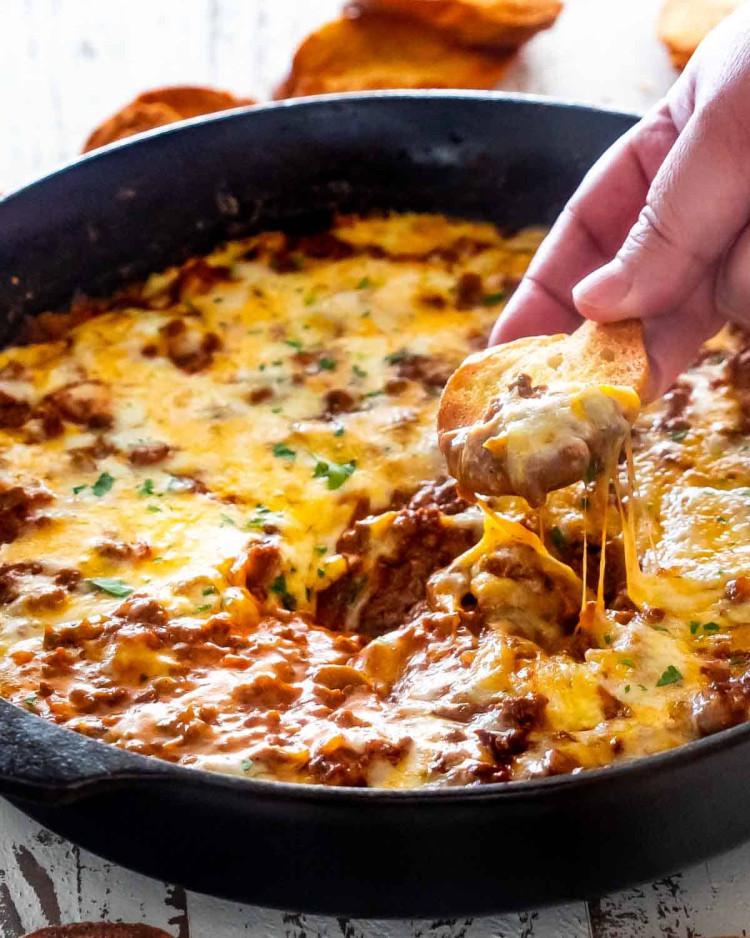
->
1 89 740 808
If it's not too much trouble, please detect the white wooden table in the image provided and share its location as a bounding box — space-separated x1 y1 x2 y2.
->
2 2 748 935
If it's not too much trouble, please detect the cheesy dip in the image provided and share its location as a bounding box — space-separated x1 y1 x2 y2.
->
1 213 749 788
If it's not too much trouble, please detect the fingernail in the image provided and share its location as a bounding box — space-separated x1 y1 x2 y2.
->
573 260 631 313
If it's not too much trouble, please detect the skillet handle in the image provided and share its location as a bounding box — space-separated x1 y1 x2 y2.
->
0 698 172 804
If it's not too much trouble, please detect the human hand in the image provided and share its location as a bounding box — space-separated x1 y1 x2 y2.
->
491 3 750 397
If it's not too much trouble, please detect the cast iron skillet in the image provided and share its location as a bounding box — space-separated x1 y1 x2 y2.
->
1 92 749 918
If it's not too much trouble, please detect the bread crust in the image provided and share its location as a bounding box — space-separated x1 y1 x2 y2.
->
657 0 743 68
349 0 562 48
438 320 649 434
273 14 514 99
83 85 254 152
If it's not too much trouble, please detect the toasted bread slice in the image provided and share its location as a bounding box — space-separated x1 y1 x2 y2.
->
658 0 743 69
273 14 514 99
438 320 649 504
83 85 254 152
348 0 562 49
439 320 648 434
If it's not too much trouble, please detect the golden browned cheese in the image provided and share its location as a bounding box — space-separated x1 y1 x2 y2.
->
1 213 749 788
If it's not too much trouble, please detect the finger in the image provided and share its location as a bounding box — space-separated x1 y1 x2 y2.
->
642 268 720 399
574 93 750 323
493 100 680 345
716 219 750 324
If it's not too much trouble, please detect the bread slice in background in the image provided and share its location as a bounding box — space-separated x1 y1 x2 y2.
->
347 0 562 49
658 0 744 68
273 14 514 98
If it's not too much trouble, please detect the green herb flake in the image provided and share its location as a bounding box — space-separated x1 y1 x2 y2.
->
317 568 326 579
352 364 368 379
220 513 236 527
147 504 162 513
138 478 155 497
385 349 408 365
92 472 115 497
717 516 728 524
361 311 371 319
482 291 507 307
86 576 134 598
313 459 356 490
270 575 288 595
624 684 631 694
72 484 87 495
314 546 327 555
604 634 612 645
356 277 373 290
304 292 318 306
213 297 224 304
702 621 720 632
619 658 634 667
656 665 683 687
550 526 568 553
272 442 297 461
689 620 701 635
669 429 688 443
241 758 253 773
24 695 37 708
334 427 345 437
318 356 336 371
284 339 303 350
194 604 212 614
202 586 217 596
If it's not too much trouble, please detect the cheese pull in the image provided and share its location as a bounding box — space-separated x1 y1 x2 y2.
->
437 320 649 505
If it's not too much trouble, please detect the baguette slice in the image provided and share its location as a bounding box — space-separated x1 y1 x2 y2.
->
348 0 562 49
658 0 743 69
438 320 649 505
273 14 513 99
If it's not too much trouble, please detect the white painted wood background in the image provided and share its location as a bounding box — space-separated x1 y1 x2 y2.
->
1 1 747 935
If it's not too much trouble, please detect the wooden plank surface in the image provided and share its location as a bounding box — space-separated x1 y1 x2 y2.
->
1 1 746 935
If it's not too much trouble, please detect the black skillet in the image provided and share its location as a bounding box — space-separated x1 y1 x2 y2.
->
1 92 748 918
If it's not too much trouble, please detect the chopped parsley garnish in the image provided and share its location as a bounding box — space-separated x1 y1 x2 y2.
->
241 758 253 773
669 429 688 443
717 516 728 524
272 442 297 461
92 472 115 497
315 546 327 555
284 339 303 350
313 459 356 490
269 574 297 610
220 513 236 527
72 484 87 495
689 620 701 635
304 292 318 306
550 526 568 553
604 634 612 645
334 427 345 437
138 478 155 497
147 505 162 513
86 577 133 598
318 356 336 371
702 621 720 632
194 604 212 614
317 568 326 578
624 685 631 694
356 277 373 289
24 695 37 708
202 586 217 596
385 349 408 365
361 310 371 319
352 364 368 378
482 291 507 306
269 575 288 594
619 658 634 668
656 665 683 687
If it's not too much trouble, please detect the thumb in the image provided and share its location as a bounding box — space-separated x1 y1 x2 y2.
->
573 98 750 327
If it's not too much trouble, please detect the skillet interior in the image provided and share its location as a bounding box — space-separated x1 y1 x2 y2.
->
2 92 750 916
